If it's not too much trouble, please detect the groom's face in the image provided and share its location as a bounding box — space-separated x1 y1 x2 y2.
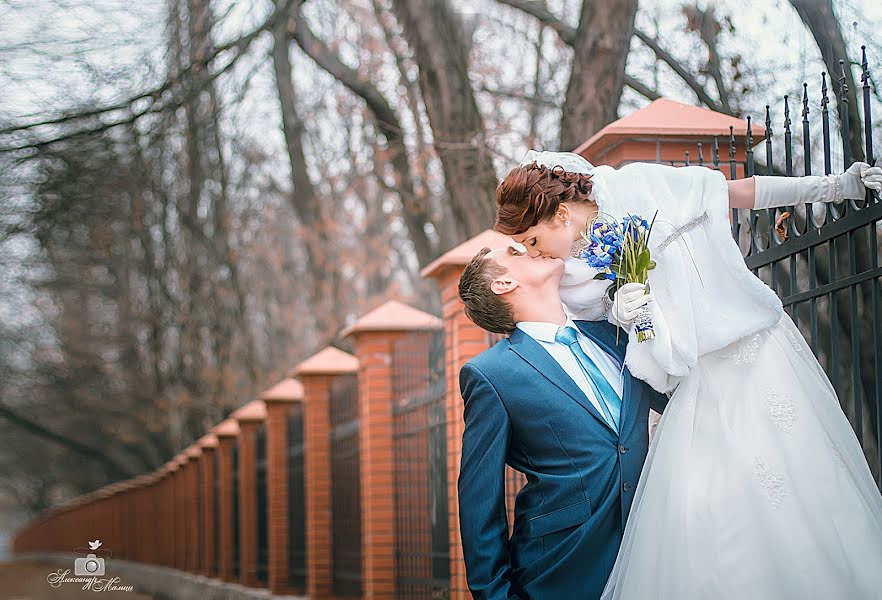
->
486 244 565 298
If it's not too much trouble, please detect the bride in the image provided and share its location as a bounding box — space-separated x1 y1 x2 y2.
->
493 150 882 599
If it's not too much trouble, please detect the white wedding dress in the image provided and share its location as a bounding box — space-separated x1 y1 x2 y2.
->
596 309 882 599
538 156 882 599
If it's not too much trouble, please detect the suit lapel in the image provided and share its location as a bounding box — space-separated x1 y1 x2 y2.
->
508 327 616 435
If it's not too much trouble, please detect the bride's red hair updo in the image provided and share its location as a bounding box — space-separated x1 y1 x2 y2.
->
494 161 595 235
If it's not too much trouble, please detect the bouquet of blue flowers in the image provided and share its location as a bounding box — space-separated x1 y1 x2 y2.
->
581 211 658 342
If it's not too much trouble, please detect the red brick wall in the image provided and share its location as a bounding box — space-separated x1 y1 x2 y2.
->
215 436 236 582
237 421 259 587
301 373 344 600
200 448 216 576
264 399 297 595
352 331 406 599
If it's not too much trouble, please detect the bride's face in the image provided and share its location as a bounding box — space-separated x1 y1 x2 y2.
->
511 212 575 261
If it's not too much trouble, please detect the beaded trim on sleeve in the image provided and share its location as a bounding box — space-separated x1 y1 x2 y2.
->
656 211 710 252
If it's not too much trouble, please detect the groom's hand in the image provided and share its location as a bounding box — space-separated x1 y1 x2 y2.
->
610 282 651 329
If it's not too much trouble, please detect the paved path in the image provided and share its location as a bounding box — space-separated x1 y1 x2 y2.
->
0 560 154 600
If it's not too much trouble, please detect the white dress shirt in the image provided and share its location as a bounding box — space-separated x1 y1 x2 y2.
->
516 319 624 417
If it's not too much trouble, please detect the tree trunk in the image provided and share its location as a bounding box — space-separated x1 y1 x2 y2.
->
789 0 865 163
290 6 440 264
270 17 340 342
390 0 497 242
559 0 638 150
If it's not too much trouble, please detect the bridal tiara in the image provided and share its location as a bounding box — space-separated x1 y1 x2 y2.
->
519 150 595 175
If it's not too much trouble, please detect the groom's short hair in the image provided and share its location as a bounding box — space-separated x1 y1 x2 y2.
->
458 248 516 335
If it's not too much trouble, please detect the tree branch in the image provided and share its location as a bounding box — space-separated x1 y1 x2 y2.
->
496 0 724 113
632 29 727 113
0 402 134 479
494 0 577 44
624 75 662 101
0 0 303 153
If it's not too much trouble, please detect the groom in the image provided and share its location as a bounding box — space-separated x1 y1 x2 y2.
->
456 244 668 600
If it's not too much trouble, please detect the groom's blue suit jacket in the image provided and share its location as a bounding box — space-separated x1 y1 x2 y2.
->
458 319 668 600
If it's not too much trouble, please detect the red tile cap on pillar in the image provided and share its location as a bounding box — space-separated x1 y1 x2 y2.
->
231 399 267 423
258 377 305 403
291 346 358 377
421 229 512 281
341 299 443 338
185 445 202 460
160 458 179 474
213 417 241 438
197 433 220 449
574 98 764 163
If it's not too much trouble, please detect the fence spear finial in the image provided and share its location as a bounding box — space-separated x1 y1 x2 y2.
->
802 83 810 121
784 95 792 134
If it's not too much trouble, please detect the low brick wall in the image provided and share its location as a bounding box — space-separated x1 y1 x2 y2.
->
15 552 306 600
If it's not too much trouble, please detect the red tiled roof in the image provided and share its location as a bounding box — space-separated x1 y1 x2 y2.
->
574 98 764 156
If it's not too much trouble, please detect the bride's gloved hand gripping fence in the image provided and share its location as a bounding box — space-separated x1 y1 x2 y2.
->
754 160 882 208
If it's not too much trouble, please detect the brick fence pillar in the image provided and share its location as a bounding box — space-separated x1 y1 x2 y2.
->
213 418 240 583
294 346 359 600
232 399 268 588
342 300 444 599
184 445 203 573
422 230 512 600
173 454 189 571
197 434 220 577
258 378 305 596
160 462 177 568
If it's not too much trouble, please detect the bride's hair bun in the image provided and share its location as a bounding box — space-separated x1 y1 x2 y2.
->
494 161 594 236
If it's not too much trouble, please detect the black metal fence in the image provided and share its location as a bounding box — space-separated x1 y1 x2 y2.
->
392 330 449 599
255 423 269 585
661 48 881 486
287 403 307 590
329 373 363 597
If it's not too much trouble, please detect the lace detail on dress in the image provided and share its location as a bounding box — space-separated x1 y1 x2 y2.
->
719 333 762 364
765 387 797 434
784 327 806 354
753 457 787 509
569 236 590 259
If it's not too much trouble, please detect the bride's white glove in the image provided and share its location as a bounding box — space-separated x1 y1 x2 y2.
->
608 282 651 330
754 161 882 209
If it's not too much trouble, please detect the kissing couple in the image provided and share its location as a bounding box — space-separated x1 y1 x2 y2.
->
456 151 882 599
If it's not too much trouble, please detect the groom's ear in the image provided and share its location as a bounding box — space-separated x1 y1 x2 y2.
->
490 276 518 296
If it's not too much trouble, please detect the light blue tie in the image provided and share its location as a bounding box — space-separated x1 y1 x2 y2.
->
555 326 621 432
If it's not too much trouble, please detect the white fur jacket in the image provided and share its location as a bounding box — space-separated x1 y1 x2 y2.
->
560 162 784 393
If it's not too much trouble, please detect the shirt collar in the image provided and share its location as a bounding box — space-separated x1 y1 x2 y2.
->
516 319 579 344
